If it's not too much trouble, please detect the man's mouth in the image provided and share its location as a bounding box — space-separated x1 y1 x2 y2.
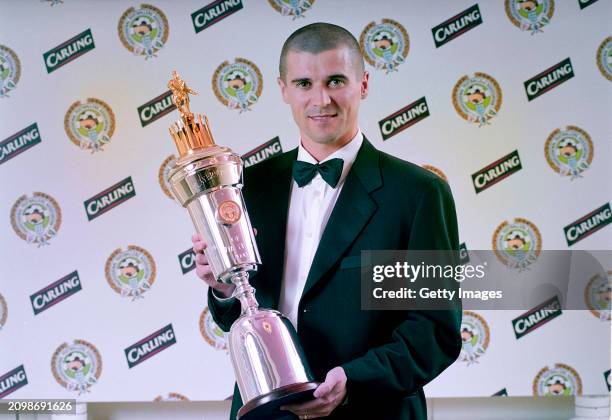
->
308 114 337 121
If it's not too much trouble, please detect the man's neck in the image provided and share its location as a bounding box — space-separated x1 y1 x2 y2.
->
301 129 358 162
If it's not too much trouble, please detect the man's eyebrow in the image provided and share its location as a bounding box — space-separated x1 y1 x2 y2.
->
289 74 349 84
290 77 311 84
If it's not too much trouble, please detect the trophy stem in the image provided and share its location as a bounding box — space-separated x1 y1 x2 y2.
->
232 272 259 316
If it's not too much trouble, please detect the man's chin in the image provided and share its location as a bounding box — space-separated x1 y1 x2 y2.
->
307 134 341 145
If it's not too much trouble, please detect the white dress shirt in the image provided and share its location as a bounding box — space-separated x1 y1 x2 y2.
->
279 130 363 329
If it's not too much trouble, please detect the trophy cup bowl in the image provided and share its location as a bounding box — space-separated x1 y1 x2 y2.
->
165 72 318 419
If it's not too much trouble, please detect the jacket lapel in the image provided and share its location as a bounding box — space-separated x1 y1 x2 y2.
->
301 138 382 300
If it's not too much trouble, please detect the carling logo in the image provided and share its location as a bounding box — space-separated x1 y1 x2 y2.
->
43 29 95 73
178 247 196 274
578 0 599 9
0 365 27 398
0 123 41 165
472 150 522 193
432 4 482 48
84 177 135 221
564 203 611 246
459 242 470 265
125 324 176 368
512 295 562 339
243 137 282 168
524 58 574 101
379 97 429 140
192 0 243 33
30 271 82 315
138 90 175 127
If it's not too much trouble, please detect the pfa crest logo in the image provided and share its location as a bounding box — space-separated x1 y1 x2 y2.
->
51 339 102 395
585 270 612 321
118 4 169 60
597 36 612 81
505 0 554 35
545 126 593 180
533 363 582 396
452 73 502 127
213 58 263 113
459 311 489 365
493 218 542 271
65 98 115 153
154 392 189 401
105 245 156 301
159 155 177 200
11 192 61 247
0 293 7 330
268 0 315 19
199 307 228 351
0 45 21 98
360 19 409 74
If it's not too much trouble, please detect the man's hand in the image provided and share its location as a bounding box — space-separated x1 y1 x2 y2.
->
191 233 235 298
280 367 347 419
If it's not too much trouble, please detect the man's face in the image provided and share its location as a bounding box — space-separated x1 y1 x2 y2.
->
278 47 368 147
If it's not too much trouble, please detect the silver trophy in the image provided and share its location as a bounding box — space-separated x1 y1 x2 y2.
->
166 72 318 419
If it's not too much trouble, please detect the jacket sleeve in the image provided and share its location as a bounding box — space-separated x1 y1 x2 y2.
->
341 177 463 399
207 287 241 333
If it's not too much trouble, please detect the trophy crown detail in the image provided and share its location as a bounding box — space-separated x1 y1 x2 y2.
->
167 71 215 157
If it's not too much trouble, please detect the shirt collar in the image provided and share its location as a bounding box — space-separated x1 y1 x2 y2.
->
296 129 363 186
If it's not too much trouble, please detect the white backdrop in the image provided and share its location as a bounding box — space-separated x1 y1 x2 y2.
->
0 0 610 402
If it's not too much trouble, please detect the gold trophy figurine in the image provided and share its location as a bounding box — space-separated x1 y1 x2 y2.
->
166 72 318 419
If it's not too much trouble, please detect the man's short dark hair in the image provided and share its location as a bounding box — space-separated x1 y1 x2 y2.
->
279 22 365 80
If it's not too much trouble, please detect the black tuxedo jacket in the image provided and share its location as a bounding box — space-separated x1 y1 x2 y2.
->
208 138 462 419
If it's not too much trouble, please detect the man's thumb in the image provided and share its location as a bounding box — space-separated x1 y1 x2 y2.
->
313 382 331 398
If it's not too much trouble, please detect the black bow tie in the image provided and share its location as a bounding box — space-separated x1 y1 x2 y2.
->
292 158 344 188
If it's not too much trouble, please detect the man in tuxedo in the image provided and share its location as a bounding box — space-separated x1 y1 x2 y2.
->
192 22 461 420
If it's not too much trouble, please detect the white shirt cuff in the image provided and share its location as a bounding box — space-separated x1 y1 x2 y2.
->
211 287 235 303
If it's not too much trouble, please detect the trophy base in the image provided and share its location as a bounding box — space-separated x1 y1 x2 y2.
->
237 381 320 420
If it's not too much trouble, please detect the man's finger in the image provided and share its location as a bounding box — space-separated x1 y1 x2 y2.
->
195 265 212 280
313 372 341 399
313 381 336 399
192 241 207 254
195 253 208 265
280 397 327 413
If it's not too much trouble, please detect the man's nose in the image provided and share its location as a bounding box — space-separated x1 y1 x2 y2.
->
310 85 332 107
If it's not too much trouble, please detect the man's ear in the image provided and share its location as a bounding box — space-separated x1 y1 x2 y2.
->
277 77 289 104
360 71 369 100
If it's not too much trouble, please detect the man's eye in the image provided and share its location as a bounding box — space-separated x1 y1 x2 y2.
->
329 79 345 87
296 81 310 88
